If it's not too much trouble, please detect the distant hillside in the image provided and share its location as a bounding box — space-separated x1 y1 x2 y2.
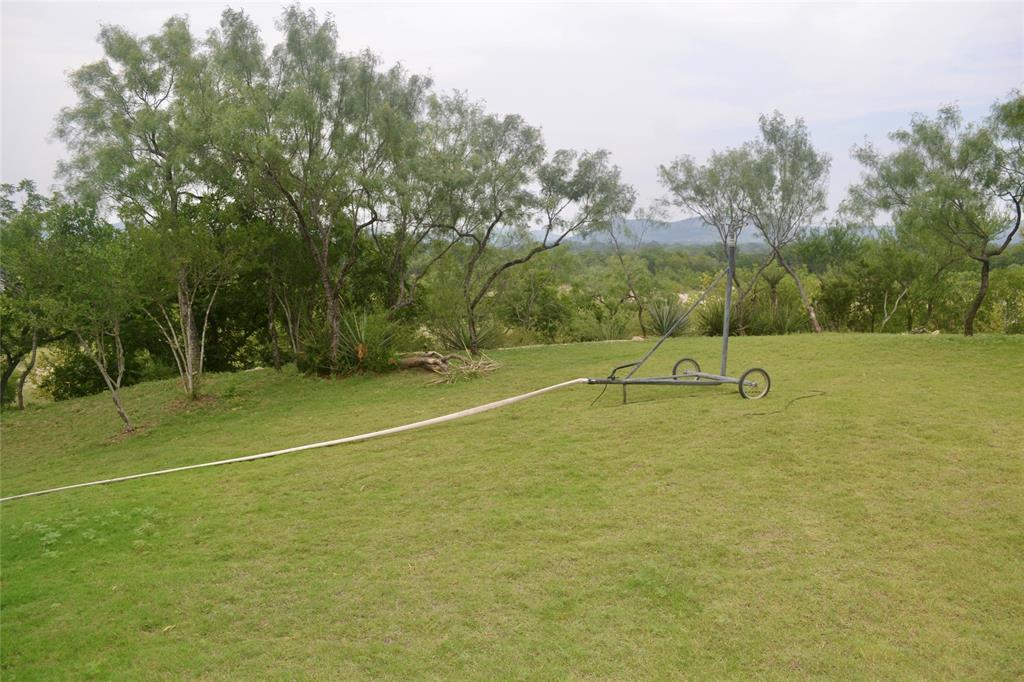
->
580 217 765 246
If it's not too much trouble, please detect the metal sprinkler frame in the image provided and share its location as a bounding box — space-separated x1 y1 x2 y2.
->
586 234 771 402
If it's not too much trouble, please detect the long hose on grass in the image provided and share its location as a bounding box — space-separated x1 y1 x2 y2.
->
0 378 589 504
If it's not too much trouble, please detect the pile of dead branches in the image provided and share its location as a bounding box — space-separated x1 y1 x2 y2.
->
398 351 500 385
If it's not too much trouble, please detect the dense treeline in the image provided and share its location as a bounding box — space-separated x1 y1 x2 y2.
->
0 6 1021 427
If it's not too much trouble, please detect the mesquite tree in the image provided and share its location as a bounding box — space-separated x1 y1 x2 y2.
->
44 205 138 430
658 146 761 297
453 142 635 352
56 17 221 398
0 182 63 407
659 146 754 249
435 95 635 350
208 8 424 370
745 112 831 332
851 97 1023 335
365 70 458 314
601 211 662 336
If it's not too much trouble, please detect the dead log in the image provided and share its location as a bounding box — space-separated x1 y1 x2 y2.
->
397 351 463 373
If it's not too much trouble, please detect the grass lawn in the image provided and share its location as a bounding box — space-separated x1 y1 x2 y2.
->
1 334 1022 679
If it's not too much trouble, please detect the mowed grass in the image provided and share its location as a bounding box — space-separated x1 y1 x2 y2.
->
1 334 1022 679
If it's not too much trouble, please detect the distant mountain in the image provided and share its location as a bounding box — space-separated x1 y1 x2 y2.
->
579 217 765 246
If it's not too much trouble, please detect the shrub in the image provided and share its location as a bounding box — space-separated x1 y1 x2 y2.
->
40 346 112 400
566 308 632 342
494 276 572 343
1 375 16 407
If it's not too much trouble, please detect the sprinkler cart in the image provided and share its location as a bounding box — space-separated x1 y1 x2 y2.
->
587 234 771 402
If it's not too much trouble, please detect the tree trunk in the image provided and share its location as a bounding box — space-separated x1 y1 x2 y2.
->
326 293 342 371
964 258 990 336
81 329 133 432
776 252 823 333
736 253 774 310
311 266 342 371
16 330 38 410
398 351 452 372
1 352 19 406
466 308 480 354
268 283 282 371
276 292 302 356
107 386 133 432
177 268 201 398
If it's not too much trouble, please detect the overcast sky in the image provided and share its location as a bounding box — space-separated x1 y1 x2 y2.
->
2 1 1021 218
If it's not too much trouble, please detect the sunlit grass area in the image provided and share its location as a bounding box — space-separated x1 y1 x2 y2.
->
2 334 1022 678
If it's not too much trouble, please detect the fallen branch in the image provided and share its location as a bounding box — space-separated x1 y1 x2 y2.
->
397 351 459 372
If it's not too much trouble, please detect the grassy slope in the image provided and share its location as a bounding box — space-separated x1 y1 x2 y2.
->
1 334 1022 679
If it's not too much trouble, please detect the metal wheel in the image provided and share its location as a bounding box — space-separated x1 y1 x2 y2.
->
738 367 770 399
672 357 701 379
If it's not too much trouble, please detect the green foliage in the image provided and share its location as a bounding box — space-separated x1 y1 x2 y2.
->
40 345 176 401
791 224 864 275
659 146 754 245
989 264 1024 333
338 311 398 373
742 298 808 336
850 96 1024 334
40 346 112 400
494 269 572 343
0 375 15 406
697 278 809 337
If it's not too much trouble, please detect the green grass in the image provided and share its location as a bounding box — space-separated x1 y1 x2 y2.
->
1 334 1022 679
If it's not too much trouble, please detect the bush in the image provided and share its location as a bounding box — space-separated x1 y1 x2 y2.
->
494 275 572 343
1 375 16 407
566 307 632 342
40 346 110 400
133 349 179 383
40 345 176 400
227 333 282 370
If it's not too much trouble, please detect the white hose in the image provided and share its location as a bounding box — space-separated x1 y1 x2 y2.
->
0 378 589 503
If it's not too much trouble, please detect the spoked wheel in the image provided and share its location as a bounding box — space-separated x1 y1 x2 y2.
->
738 368 771 400
672 357 701 380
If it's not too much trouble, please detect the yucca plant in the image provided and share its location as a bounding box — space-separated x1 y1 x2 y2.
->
697 298 741 336
431 318 499 351
646 297 689 337
338 311 397 373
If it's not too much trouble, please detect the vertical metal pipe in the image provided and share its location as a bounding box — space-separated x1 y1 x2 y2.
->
720 237 736 376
